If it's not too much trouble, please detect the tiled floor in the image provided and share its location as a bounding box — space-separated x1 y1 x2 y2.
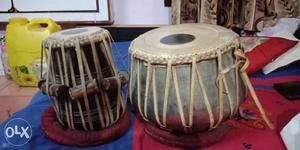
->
0 76 38 123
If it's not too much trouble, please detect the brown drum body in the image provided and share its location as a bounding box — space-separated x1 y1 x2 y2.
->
42 27 126 131
129 24 247 133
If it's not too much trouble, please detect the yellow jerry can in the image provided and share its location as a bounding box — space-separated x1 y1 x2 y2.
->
6 17 61 86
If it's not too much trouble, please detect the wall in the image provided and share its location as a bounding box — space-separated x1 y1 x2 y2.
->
112 0 171 25
0 0 110 22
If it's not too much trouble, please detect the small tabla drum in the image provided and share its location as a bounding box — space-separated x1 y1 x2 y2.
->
129 24 273 148
39 27 130 146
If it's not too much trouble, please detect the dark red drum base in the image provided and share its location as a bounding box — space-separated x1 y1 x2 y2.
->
144 122 230 148
41 106 131 147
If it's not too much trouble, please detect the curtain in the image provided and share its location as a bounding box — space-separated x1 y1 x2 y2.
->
171 0 300 31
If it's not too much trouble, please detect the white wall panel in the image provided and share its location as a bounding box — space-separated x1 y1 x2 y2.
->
112 0 171 25
0 0 110 22
13 0 97 11
0 0 12 11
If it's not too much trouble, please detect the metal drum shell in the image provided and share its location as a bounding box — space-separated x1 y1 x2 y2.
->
130 49 246 133
129 23 247 133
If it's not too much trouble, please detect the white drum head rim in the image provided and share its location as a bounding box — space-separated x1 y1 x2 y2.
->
43 27 110 48
129 24 240 64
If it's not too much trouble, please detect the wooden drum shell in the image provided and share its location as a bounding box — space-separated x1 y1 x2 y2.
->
42 27 126 131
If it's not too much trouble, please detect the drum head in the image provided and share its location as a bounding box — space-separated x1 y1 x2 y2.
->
130 24 239 64
44 27 108 48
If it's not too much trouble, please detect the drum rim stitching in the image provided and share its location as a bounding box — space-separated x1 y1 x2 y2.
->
129 37 240 64
43 29 109 48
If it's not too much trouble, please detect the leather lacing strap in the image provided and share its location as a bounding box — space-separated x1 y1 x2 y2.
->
234 49 275 129
60 42 75 129
75 39 94 130
44 42 65 126
152 65 165 127
144 62 153 119
214 51 225 128
100 34 115 124
195 61 215 130
172 65 188 128
129 55 134 104
89 37 106 128
215 56 245 117
67 44 88 130
135 48 274 131
162 60 172 127
136 60 148 121
104 32 127 121
234 50 240 114
160 58 215 131
56 44 72 129
188 58 197 128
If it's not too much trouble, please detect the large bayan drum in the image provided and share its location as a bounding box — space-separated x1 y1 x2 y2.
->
39 27 130 146
129 24 272 147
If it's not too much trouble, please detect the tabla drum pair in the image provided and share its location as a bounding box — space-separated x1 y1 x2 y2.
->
129 24 274 148
39 27 130 146
38 24 273 148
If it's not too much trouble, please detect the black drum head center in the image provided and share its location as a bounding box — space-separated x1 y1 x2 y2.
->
160 34 195 45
